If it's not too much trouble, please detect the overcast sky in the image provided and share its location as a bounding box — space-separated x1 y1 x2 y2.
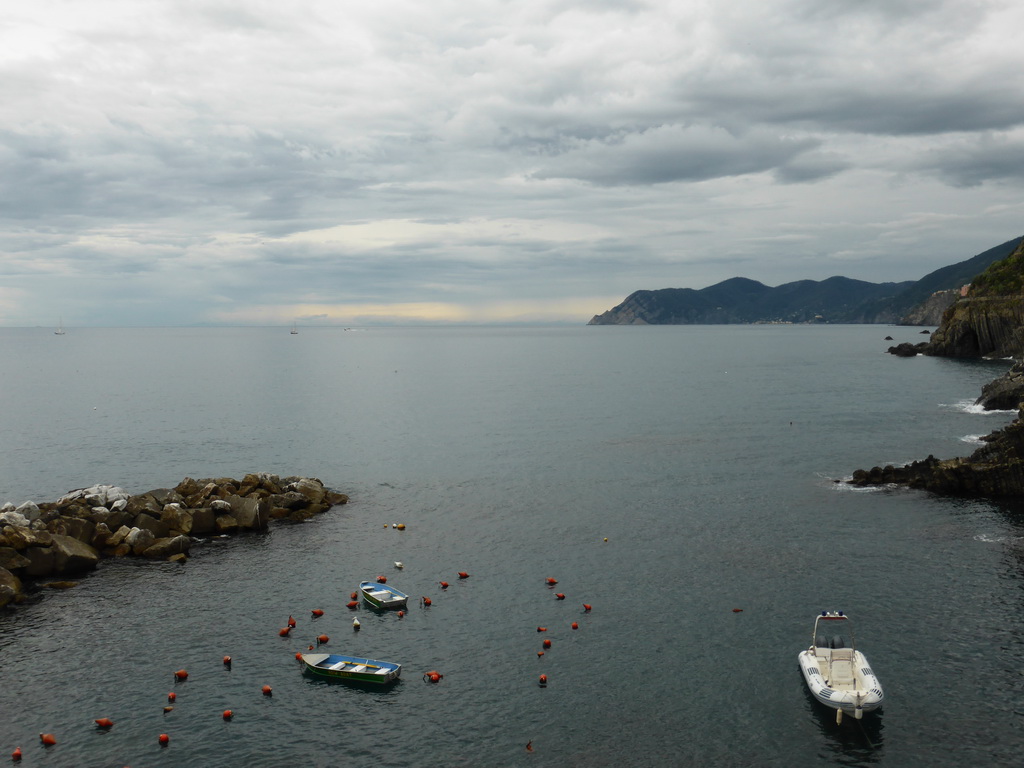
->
3 0 1023 326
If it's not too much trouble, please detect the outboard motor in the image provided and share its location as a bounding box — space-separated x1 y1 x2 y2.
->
830 635 846 649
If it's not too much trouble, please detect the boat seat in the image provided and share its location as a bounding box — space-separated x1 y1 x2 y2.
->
371 591 390 599
329 661 348 670
350 665 367 673
373 667 389 675
830 659 856 687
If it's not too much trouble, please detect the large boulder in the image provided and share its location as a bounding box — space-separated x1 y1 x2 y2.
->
49 534 100 575
126 527 156 555
131 513 171 539
0 547 31 572
3 526 53 550
21 546 55 577
160 504 193 535
227 496 269 530
142 535 190 560
190 508 217 535
976 359 1024 411
0 567 23 608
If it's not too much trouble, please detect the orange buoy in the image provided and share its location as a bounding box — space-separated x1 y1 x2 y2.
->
439 581 449 589
174 669 189 681
526 741 533 752
163 706 174 713
545 577 558 585
222 709 233 720
262 685 273 696
536 626 547 632
223 655 232 667
94 717 114 729
376 575 387 584
295 652 303 661
158 733 170 746
732 608 743 613
554 593 565 600
397 610 405 619
421 596 432 607
316 634 329 645
458 572 470 579
542 638 552 649
582 603 592 612
350 592 358 600
423 670 443 683
287 615 296 628
537 651 545 658
346 600 359 609
538 674 548 687
11 746 21 761
571 621 579 630
167 692 176 702
39 734 56 746
311 608 324 617
279 627 291 637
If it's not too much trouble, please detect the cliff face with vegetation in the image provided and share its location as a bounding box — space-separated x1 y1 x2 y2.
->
926 239 1024 358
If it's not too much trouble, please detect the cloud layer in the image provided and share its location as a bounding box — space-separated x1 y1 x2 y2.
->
2 0 1023 325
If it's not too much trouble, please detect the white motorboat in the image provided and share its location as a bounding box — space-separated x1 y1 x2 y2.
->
797 611 884 723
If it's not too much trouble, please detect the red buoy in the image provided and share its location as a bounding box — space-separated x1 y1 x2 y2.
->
317 634 329 645
39 734 56 746
526 741 533 752
732 608 743 613
350 591 358 600
439 581 449 589
554 593 565 600
279 627 291 637
223 655 232 667
582 604 592 612
458 571 470 579
538 674 548 687
421 596 432 607
537 626 547 632
158 733 170 746
397 610 405 619
542 638 552 649
311 608 324 617
545 577 558 585
94 717 114 729
222 709 233 720
262 685 273 696
571 622 579 630
537 651 545 658
346 600 359 609
174 669 189 681
423 670 443 683
287 615 296 628
295 652 303 661
167 692 176 702
11 746 21 761
376 575 387 584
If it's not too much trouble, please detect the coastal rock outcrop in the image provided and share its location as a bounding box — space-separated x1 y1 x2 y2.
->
0 474 348 605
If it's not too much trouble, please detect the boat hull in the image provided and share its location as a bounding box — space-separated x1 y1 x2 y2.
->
359 581 408 610
301 653 401 685
797 649 883 718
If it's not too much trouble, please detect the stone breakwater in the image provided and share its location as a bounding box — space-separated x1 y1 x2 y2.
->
0 474 348 608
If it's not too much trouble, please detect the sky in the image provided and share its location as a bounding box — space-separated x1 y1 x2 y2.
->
2 0 1024 327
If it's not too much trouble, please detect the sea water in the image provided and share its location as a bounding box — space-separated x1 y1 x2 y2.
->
1 324 1022 767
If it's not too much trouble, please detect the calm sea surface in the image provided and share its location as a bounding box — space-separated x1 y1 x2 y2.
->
1 325 1023 767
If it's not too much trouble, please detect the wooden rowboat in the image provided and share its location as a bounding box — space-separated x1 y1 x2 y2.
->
300 653 402 684
359 580 408 609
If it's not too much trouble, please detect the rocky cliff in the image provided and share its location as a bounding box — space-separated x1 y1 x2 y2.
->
855 237 1024 497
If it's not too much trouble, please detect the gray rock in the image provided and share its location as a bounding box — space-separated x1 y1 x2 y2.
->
142 535 191 560
50 534 100 575
0 547 31 571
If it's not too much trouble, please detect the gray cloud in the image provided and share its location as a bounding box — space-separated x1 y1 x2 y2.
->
1 0 1023 326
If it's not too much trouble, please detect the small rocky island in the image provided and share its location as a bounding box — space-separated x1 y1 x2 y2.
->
0 473 348 608
851 236 1024 497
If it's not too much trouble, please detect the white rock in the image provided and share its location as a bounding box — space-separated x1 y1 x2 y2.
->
15 501 41 521
0 510 30 527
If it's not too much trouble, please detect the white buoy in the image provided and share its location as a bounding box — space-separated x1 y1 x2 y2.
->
394 561 404 569
353 617 361 630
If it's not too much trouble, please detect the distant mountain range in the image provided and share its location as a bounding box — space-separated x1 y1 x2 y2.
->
588 236 1024 325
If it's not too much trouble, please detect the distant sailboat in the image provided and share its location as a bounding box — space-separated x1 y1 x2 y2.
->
290 321 298 335
55 318 65 335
